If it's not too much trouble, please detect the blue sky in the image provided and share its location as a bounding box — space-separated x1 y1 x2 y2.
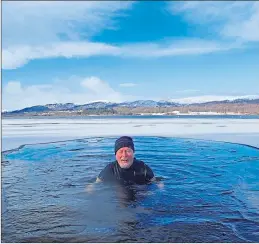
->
2 1 259 110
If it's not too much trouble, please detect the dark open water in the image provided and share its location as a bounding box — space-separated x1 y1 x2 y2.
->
2 137 259 242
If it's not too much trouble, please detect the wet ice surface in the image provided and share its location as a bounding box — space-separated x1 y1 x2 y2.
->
2 116 259 151
2 137 259 242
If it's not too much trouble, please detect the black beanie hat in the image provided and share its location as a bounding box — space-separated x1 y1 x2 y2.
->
114 136 135 154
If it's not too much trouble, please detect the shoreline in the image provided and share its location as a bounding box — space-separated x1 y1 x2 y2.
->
2 117 259 151
3 113 259 118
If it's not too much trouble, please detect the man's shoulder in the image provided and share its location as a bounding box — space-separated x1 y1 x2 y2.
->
133 159 147 169
98 161 116 180
134 158 145 165
134 158 154 172
103 161 116 170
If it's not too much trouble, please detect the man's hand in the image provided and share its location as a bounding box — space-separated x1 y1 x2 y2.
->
150 176 156 182
96 177 102 183
150 177 164 189
157 181 164 189
85 177 102 193
85 184 95 193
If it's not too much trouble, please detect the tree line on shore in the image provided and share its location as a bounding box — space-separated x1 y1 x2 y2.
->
4 103 259 116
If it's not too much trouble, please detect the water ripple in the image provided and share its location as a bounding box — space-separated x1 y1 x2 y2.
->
2 136 259 242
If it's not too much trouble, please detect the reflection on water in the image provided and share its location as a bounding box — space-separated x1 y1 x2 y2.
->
2 137 259 242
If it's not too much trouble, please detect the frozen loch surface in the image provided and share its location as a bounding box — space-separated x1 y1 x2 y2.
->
2 117 259 151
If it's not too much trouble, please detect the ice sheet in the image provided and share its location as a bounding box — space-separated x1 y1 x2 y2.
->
2 118 259 151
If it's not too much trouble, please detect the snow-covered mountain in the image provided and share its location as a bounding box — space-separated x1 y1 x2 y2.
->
3 98 259 114
119 100 179 108
170 95 259 104
74 102 117 110
45 103 75 111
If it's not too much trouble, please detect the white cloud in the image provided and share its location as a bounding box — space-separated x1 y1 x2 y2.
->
3 39 239 69
81 76 119 96
2 77 138 111
170 95 259 104
119 83 137 87
222 2 259 42
2 1 134 48
2 1 248 70
4 81 23 94
168 1 259 42
2 42 121 69
120 39 236 58
175 89 199 94
3 79 259 111
2 1 133 69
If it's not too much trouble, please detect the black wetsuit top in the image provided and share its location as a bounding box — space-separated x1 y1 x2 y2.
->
98 158 154 185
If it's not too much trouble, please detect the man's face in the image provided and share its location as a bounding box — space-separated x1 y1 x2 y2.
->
116 147 134 169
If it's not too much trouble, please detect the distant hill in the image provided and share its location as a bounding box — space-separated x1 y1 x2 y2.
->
192 98 259 106
4 100 181 114
3 98 259 116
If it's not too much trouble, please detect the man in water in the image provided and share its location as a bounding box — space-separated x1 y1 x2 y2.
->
96 136 156 184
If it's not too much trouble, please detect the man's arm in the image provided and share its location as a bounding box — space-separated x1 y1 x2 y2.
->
86 178 102 193
85 164 111 192
145 164 164 188
145 164 155 182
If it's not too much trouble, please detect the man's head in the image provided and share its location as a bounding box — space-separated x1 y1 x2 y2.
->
115 136 135 169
